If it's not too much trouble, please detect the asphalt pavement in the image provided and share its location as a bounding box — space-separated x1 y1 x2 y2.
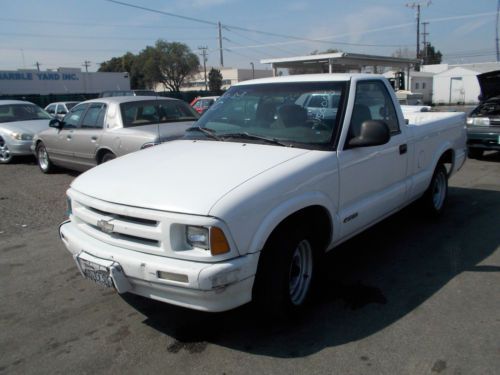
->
1 153 499 375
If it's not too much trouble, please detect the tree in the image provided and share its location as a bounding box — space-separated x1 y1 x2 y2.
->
151 40 199 92
421 43 442 65
208 68 223 93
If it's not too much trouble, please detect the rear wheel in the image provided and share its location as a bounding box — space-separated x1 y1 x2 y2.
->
0 137 13 164
421 163 448 216
36 142 54 173
468 148 483 159
101 152 116 163
253 225 317 317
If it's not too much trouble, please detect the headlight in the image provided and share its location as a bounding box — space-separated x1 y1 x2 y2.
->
467 117 490 126
186 225 230 255
11 132 33 141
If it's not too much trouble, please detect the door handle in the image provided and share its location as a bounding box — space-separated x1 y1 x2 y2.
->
399 144 407 154
91 136 98 141
66 135 72 140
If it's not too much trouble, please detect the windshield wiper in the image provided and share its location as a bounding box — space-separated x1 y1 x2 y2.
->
185 126 223 141
221 132 290 147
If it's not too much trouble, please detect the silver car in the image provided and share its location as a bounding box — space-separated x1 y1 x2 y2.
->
0 100 51 164
32 96 199 173
44 102 79 120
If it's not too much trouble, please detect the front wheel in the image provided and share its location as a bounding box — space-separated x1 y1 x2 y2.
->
253 227 317 317
101 152 116 163
36 142 54 173
421 163 448 216
0 137 14 164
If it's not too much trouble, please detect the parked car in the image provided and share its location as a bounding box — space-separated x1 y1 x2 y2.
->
59 74 467 316
466 70 500 158
190 96 219 114
99 90 157 98
45 102 79 120
0 100 51 164
32 96 199 172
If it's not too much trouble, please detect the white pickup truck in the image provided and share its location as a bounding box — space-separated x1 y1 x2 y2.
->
59 74 467 315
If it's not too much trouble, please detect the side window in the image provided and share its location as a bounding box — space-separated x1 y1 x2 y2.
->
415 82 420 90
348 80 400 142
46 105 56 114
56 104 68 115
193 100 202 109
422 82 426 89
64 104 87 128
81 104 106 129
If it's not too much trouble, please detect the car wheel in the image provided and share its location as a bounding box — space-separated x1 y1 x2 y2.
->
468 148 483 159
253 225 317 318
0 137 14 164
101 152 116 163
36 142 54 173
422 163 448 216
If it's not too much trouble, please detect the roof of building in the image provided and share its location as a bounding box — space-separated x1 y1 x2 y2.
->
261 52 419 70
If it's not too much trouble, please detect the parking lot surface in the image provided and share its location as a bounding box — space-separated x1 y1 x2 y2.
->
1 154 499 375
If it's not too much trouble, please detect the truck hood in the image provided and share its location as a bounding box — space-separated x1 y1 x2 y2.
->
71 140 310 215
0 119 50 135
477 70 500 101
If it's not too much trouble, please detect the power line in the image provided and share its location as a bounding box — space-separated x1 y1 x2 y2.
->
1 32 216 42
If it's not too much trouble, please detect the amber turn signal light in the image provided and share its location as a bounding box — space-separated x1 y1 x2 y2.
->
210 227 230 255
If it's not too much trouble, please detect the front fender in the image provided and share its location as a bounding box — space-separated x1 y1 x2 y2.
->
247 191 337 254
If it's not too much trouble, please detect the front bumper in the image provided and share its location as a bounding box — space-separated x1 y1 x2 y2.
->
467 127 500 151
5 139 33 156
59 220 259 312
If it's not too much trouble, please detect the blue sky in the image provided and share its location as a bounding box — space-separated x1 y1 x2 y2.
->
0 0 498 71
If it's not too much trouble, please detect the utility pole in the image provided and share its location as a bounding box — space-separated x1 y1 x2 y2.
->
250 62 255 79
82 60 91 73
406 1 431 64
34 61 41 72
198 46 208 91
218 21 224 67
421 21 429 64
496 0 500 62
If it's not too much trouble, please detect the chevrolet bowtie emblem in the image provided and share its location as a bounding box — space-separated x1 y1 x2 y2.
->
96 219 114 234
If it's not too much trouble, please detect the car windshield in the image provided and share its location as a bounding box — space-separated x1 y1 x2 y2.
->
65 102 78 110
0 104 51 123
120 100 199 127
194 81 347 149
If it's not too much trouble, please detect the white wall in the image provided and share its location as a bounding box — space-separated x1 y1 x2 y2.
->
432 67 481 104
0 69 130 95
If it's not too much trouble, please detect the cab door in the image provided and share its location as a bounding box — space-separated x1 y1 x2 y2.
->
337 79 408 238
70 103 107 168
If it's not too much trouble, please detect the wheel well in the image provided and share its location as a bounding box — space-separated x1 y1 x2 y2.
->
96 149 113 164
265 206 332 254
438 149 454 176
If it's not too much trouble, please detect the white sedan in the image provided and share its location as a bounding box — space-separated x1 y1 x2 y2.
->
0 100 51 164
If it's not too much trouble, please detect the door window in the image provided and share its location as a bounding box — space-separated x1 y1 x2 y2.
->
81 103 106 129
46 105 56 115
64 104 87 128
347 80 400 143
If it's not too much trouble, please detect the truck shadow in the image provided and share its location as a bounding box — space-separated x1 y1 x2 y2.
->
121 186 500 358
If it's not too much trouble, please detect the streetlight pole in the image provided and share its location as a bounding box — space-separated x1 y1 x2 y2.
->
250 62 255 79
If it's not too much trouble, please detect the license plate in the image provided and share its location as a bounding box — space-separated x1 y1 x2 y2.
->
78 258 114 288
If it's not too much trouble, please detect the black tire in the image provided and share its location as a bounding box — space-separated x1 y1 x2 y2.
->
0 137 14 164
253 225 318 318
100 152 116 164
468 148 483 159
421 163 448 216
36 142 54 173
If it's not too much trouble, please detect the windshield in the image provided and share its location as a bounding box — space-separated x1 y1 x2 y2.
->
194 81 347 149
0 104 51 123
65 102 78 110
120 100 199 127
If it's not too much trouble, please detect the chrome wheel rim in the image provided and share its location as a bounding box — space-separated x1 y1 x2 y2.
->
289 239 313 306
0 140 11 162
38 146 49 170
432 171 446 210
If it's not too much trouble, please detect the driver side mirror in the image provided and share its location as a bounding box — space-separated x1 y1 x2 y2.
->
49 118 63 129
348 120 390 148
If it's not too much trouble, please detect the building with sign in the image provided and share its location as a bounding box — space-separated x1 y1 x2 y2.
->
0 67 130 96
